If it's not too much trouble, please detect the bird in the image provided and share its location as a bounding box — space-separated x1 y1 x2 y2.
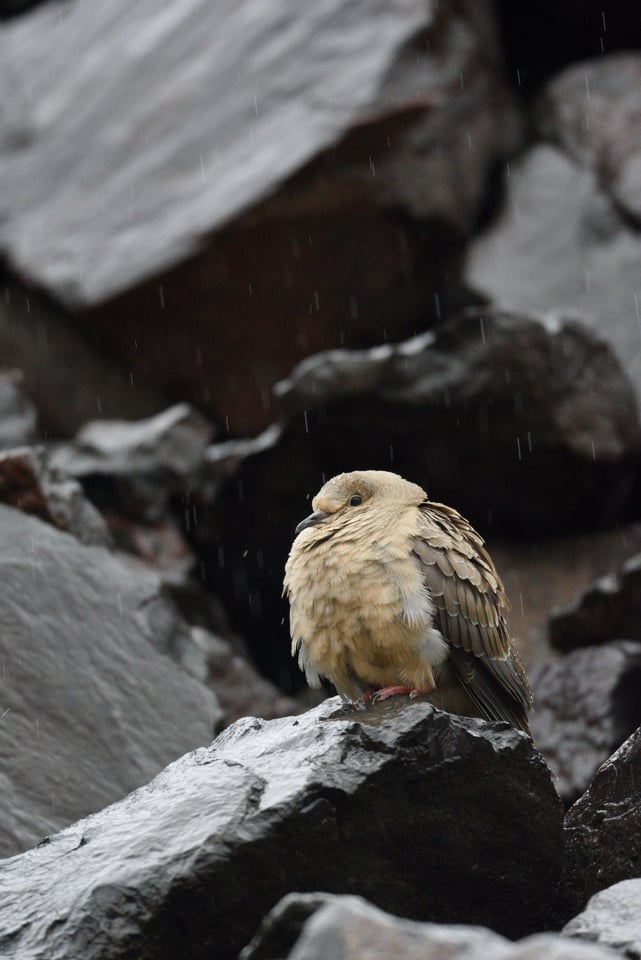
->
283 470 532 734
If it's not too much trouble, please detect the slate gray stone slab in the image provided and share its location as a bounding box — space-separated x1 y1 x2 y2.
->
0 503 219 857
0 698 563 960
0 0 513 308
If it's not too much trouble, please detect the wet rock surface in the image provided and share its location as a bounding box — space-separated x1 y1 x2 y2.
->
0 0 516 309
562 726 641 919
537 54 641 224
564 879 641 960
244 892 622 960
529 642 641 804
465 144 641 415
1 7 641 958
0 504 220 858
0 0 520 434
0 699 563 960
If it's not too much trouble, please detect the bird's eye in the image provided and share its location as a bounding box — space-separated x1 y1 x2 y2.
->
349 494 362 506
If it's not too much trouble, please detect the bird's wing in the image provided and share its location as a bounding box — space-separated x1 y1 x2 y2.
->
413 501 532 729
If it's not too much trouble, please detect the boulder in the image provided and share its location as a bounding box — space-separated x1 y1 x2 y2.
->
0 0 520 434
50 403 214 521
0 503 220 857
537 54 641 224
549 553 641 652
243 892 621 960
275 307 640 470
0 699 563 959
529 642 641 804
564 879 641 960
465 143 641 416
562 726 641 918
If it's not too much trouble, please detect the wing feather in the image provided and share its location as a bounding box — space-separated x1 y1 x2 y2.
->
414 500 532 732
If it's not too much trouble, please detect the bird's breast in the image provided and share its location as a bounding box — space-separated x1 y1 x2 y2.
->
285 528 443 694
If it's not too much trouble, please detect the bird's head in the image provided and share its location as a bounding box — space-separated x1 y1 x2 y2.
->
294 470 427 536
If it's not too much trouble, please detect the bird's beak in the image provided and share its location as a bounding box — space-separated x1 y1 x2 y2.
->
295 510 329 535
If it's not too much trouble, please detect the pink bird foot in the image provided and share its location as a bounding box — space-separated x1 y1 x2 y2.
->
367 685 430 704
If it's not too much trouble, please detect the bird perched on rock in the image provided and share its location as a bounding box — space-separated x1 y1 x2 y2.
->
284 470 532 734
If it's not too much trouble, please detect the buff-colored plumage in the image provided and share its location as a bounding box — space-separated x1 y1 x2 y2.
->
283 470 532 734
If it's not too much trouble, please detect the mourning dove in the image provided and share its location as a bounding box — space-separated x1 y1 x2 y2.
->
284 470 532 734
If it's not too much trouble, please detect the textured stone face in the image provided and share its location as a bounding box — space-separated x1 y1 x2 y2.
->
0 0 522 434
0 0 517 308
564 879 641 959
0 699 563 960
0 503 219 858
465 143 641 419
562 726 641 919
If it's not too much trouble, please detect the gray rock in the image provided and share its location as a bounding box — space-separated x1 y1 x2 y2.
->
0 0 518 309
0 503 219 858
530 642 641 804
0 444 112 547
466 144 641 415
562 725 641 919
57 402 214 478
50 403 214 521
550 553 641 652
0 698 563 959
0 369 36 449
275 308 641 464
0 0 520 437
537 54 641 224
564 879 641 959
244 893 621 960
198 423 283 502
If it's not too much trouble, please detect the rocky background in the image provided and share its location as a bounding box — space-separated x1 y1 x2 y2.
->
1 1 641 958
